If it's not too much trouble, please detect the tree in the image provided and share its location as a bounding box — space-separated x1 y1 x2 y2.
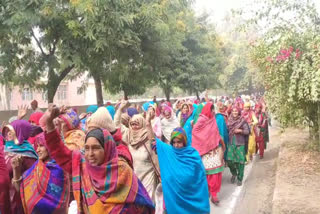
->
242 0 320 148
0 0 81 102
177 12 222 97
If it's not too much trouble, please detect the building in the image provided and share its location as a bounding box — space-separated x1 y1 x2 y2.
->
0 76 97 111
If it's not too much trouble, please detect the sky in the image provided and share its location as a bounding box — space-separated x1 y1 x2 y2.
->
193 0 320 23
193 0 253 21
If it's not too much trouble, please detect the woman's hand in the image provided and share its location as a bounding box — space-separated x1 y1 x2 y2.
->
234 129 242 134
11 155 23 180
119 100 129 111
46 104 60 133
17 105 28 119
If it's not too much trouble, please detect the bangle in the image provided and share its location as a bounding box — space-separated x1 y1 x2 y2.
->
12 176 22 183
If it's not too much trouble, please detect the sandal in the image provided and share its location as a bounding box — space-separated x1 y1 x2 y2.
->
211 196 220 205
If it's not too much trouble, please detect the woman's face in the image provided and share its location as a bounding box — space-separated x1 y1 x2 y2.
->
130 121 141 131
164 111 171 119
182 105 189 114
54 118 69 136
172 138 185 149
211 107 215 115
148 107 155 119
84 137 105 166
232 108 239 118
36 144 49 162
5 130 15 141
244 106 250 112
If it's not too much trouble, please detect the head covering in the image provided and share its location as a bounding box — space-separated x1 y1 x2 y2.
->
244 102 251 108
180 103 193 127
161 107 180 142
192 103 221 156
33 132 47 151
59 108 80 130
128 114 148 149
8 116 18 123
106 105 116 120
38 113 48 131
85 128 105 148
228 107 245 137
71 129 154 213
86 107 116 133
86 105 98 114
127 107 139 118
29 112 44 125
170 127 187 146
8 120 32 145
155 134 210 214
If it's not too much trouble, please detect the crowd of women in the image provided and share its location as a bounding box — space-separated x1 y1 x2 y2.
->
0 94 269 214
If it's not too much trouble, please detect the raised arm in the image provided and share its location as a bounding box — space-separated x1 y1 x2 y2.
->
45 105 72 174
114 100 129 128
146 109 155 141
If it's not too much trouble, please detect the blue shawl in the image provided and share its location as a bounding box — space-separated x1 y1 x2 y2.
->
156 138 210 214
216 113 229 159
106 105 116 120
183 104 198 146
5 140 38 159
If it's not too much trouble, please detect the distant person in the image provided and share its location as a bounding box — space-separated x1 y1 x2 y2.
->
30 100 43 113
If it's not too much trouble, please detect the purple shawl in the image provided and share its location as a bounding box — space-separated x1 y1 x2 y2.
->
11 120 32 145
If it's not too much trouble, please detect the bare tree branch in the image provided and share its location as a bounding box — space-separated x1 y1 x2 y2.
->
31 30 48 57
58 64 75 82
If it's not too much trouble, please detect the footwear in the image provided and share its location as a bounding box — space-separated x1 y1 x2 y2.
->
211 196 220 205
231 175 236 184
260 156 263 159
237 180 242 186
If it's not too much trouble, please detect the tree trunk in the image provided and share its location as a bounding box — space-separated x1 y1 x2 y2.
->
92 72 104 106
196 91 200 100
163 86 171 101
47 65 74 104
124 90 128 100
47 70 60 103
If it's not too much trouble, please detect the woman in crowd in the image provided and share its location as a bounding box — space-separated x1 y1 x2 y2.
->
116 101 160 199
2 120 38 213
44 105 155 214
160 106 179 143
227 107 250 186
255 103 269 159
56 108 85 150
11 133 70 214
0 135 11 214
178 103 193 127
86 106 133 168
192 103 225 204
126 107 160 201
242 102 258 162
216 104 229 161
155 127 210 214
147 104 162 139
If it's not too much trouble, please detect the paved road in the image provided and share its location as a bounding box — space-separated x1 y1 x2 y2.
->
210 159 254 214
210 123 279 214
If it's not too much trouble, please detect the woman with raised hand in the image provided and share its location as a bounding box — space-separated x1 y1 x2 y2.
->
12 133 70 214
44 105 154 214
2 120 38 213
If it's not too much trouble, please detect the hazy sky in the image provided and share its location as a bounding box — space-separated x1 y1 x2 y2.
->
193 0 320 22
